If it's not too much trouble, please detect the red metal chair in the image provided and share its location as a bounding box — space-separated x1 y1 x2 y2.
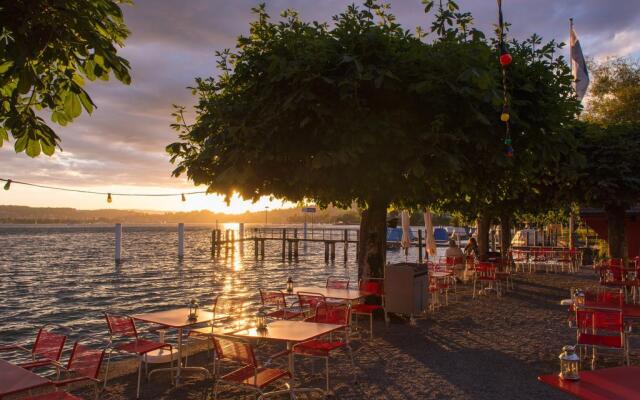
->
326 276 349 289
259 290 303 320
103 313 173 399
473 262 500 297
293 303 355 393
0 324 69 373
22 393 83 400
210 336 290 399
575 307 629 369
297 292 326 318
351 278 388 339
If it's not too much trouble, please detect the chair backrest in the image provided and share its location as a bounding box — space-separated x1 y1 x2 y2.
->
584 289 624 308
475 262 496 277
104 313 138 338
359 279 383 297
575 307 623 333
259 290 286 309
326 276 349 289
213 336 256 367
313 303 350 326
66 341 106 380
33 325 68 362
214 296 246 320
297 292 325 312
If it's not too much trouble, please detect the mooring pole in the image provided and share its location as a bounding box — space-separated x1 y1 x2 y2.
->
115 223 122 263
178 223 184 259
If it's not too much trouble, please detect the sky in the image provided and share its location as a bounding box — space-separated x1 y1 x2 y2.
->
1 0 639 213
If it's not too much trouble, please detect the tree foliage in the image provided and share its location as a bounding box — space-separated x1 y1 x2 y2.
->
586 57 640 124
0 0 131 157
167 2 499 211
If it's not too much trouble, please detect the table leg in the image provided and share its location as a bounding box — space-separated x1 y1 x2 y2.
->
288 341 294 377
176 327 183 384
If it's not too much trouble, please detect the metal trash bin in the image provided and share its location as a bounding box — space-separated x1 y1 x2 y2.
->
384 262 428 321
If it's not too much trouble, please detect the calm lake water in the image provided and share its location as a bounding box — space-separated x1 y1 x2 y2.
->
0 223 439 349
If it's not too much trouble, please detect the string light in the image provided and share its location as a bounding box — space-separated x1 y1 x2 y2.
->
0 178 206 202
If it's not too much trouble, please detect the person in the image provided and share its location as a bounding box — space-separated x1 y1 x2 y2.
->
464 237 479 258
445 239 464 258
444 239 465 281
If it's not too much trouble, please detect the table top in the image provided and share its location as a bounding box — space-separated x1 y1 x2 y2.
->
431 272 452 278
132 307 215 328
539 366 640 400
623 304 640 318
0 359 51 397
230 320 344 342
283 286 369 301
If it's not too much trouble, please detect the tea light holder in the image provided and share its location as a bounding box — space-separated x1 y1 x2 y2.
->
286 276 294 294
559 345 580 380
256 308 268 331
188 299 199 321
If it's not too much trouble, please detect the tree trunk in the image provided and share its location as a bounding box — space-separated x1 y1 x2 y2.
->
477 213 490 261
605 204 627 260
568 212 575 249
500 213 511 259
357 199 388 279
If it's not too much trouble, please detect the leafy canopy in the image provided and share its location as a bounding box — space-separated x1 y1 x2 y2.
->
436 28 582 220
168 1 504 210
586 57 640 125
0 0 131 157
574 122 640 209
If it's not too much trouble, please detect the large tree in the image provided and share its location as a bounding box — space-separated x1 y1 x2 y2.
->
0 0 131 157
167 2 500 278
586 57 640 124
574 122 640 259
438 32 582 259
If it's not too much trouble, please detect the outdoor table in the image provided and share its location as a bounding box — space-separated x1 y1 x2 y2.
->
230 320 344 376
283 286 370 302
132 307 215 384
0 359 51 399
538 366 640 399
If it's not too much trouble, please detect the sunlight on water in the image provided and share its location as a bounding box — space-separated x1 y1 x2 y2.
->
0 223 442 349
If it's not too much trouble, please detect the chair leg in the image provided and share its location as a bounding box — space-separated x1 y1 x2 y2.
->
137 358 143 399
102 351 113 391
325 357 330 393
369 314 373 340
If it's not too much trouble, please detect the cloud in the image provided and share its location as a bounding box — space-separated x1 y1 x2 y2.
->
2 0 639 209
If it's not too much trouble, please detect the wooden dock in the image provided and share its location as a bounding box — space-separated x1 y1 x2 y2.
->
211 226 429 263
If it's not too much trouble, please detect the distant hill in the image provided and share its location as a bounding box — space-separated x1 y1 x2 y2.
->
0 205 361 225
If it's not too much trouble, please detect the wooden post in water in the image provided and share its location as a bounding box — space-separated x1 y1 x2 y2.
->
330 242 336 261
254 238 259 259
324 242 329 262
178 223 185 259
343 229 348 263
115 223 122 263
260 239 265 259
418 229 423 263
281 228 287 259
211 229 216 257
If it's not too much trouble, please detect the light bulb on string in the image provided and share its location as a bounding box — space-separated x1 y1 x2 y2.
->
3 179 11 191
107 193 112 203
181 193 186 202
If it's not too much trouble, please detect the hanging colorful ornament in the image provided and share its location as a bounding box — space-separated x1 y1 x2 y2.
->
500 52 513 66
497 0 513 158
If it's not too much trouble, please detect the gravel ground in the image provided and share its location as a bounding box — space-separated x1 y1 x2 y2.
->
26 267 638 400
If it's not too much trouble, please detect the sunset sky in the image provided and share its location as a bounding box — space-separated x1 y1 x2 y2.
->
1 0 639 213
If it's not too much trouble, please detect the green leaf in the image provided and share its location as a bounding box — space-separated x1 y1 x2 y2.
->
64 93 82 118
41 140 55 156
26 137 41 157
14 135 28 152
78 91 94 113
0 61 13 74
